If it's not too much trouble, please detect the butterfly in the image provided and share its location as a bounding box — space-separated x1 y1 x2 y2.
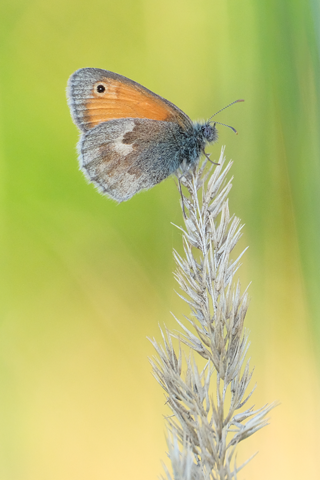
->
67 68 242 202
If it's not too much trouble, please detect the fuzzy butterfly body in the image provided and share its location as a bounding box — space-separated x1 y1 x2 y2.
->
67 68 218 202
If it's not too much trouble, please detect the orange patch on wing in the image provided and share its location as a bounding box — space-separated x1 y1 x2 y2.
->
84 79 175 129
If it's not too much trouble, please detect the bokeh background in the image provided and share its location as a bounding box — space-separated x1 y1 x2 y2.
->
0 0 320 479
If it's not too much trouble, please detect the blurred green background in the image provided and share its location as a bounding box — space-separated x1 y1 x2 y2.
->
0 0 320 478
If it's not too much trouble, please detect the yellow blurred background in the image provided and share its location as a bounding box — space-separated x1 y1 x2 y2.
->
0 0 320 478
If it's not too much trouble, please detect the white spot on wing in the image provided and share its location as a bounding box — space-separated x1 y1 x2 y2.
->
113 141 133 155
112 120 135 156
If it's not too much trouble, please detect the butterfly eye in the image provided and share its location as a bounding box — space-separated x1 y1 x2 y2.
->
96 84 106 93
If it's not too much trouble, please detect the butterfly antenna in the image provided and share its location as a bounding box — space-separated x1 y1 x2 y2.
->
209 99 244 121
214 121 239 135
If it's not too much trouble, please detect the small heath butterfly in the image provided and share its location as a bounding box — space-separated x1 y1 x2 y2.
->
67 68 242 202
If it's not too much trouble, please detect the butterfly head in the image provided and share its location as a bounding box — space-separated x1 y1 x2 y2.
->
191 121 218 152
201 122 218 144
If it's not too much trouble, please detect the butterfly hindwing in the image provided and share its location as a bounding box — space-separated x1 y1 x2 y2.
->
67 68 192 133
78 118 184 202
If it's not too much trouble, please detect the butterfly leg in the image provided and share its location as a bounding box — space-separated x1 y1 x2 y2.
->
177 174 187 219
203 150 220 166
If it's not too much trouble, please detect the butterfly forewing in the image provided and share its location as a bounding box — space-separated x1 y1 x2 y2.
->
67 68 192 132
